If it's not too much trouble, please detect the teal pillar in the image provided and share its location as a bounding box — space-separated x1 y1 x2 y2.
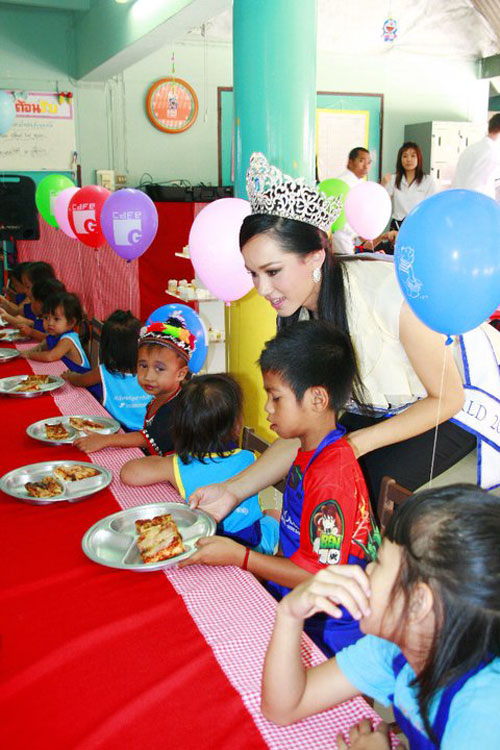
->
233 0 318 198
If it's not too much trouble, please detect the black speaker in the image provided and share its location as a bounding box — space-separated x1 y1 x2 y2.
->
0 175 40 240
142 184 234 202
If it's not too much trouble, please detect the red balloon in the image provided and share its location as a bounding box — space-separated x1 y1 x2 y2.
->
68 185 111 248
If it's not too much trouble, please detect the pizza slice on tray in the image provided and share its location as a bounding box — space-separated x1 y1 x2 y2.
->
16 374 51 392
69 417 106 432
25 475 63 498
53 465 100 482
45 422 70 440
135 514 184 564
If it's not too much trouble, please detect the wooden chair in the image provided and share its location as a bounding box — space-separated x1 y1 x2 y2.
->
241 426 287 495
376 475 413 532
90 317 103 369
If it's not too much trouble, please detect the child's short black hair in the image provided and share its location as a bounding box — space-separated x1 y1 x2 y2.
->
172 373 242 464
100 310 142 375
10 262 32 284
23 261 55 284
258 320 357 414
42 291 83 326
31 278 66 304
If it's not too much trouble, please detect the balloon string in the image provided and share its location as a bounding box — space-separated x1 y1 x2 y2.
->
95 250 103 319
428 346 449 486
129 264 132 314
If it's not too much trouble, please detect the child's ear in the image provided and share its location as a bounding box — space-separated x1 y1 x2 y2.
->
307 385 329 413
176 364 189 383
408 583 434 624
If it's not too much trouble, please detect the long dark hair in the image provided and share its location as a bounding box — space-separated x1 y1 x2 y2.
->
395 141 425 189
172 373 242 464
100 309 142 375
239 214 368 409
385 484 500 745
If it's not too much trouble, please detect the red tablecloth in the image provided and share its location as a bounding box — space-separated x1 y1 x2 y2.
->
0 353 266 749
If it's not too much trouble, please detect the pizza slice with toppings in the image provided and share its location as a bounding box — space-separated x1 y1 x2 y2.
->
25 476 64 498
135 514 184 564
45 422 70 440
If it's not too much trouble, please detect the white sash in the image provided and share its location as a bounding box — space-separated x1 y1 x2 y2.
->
451 326 500 490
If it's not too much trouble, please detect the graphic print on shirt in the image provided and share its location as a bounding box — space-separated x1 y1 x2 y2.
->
351 486 381 562
310 500 345 565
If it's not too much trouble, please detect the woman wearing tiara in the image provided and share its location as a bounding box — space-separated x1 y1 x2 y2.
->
190 153 476 517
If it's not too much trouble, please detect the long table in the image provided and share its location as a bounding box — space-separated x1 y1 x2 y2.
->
0 341 395 749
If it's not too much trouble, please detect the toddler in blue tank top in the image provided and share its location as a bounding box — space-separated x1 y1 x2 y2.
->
62 310 149 431
22 291 90 372
121 373 279 555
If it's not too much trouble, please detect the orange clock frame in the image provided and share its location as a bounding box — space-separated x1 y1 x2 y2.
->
146 77 199 134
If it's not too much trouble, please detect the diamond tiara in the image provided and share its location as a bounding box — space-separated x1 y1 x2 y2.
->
246 152 342 234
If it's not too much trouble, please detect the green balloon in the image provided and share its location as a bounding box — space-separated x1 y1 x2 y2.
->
35 174 75 228
318 178 350 232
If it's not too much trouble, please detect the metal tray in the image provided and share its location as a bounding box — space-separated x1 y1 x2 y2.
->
0 460 112 505
27 414 120 445
82 502 216 571
0 328 30 342
0 375 65 398
0 347 20 362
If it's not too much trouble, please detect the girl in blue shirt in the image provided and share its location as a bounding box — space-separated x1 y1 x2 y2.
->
63 310 149 431
23 291 90 373
262 484 500 749
121 373 279 555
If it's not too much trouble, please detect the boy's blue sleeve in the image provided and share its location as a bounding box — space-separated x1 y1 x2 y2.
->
335 635 400 706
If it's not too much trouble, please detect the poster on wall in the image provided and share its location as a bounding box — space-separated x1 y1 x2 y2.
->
0 91 76 171
316 109 370 182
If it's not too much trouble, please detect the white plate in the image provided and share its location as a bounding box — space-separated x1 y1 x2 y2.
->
82 503 216 571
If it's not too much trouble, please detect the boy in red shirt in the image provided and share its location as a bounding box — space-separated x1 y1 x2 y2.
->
182 320 380 654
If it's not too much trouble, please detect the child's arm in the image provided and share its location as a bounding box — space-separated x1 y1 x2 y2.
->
0 295 22 316
120 454 176 488
62 366 101 387
19 325 46 342
74 430 148 453
261 566 370 725
23 336 74 362
179 536 311 589
1 310 31 327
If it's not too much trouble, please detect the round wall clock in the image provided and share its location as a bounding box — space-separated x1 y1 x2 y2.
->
146 77 198 134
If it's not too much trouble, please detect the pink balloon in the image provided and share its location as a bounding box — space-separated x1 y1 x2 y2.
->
344 181 392 240
54 187 79 239
188 198 253 303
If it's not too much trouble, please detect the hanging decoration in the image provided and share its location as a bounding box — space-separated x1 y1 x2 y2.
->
382 17 398 42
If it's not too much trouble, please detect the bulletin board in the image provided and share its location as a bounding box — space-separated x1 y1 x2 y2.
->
218 89 383 185
0 91 76 172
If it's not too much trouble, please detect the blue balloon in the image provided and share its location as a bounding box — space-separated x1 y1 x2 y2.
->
0 91 16 135
146 303 208 374
394 190 500 336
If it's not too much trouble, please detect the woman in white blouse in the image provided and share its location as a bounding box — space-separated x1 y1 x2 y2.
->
383 142 437 239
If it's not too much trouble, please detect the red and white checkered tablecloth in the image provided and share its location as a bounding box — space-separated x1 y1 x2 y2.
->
20 347 400 749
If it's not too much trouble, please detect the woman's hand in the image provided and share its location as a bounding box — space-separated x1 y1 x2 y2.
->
381 173 392 187
178 536 245 568
279 565 371 623
337 720 390 750
188 483 240 522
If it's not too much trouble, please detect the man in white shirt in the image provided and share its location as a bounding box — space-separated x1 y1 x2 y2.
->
331 147 371 254
451 114 500 199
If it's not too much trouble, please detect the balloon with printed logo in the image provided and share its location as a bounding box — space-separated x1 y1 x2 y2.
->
35 174 75 228
318 178 350 232
395 190 500 336
0 91 16 135
146 303 208 374
345 181 392 240
54 187 79 239
100 189 158 261
188 198 253 303
68 185 111 248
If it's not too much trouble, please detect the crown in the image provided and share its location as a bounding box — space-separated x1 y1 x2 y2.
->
246 152 342 234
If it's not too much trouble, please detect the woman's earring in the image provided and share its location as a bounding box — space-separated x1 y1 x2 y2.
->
312 267 321 284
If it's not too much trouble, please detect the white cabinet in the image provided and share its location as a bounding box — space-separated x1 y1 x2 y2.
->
404 121 485 190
